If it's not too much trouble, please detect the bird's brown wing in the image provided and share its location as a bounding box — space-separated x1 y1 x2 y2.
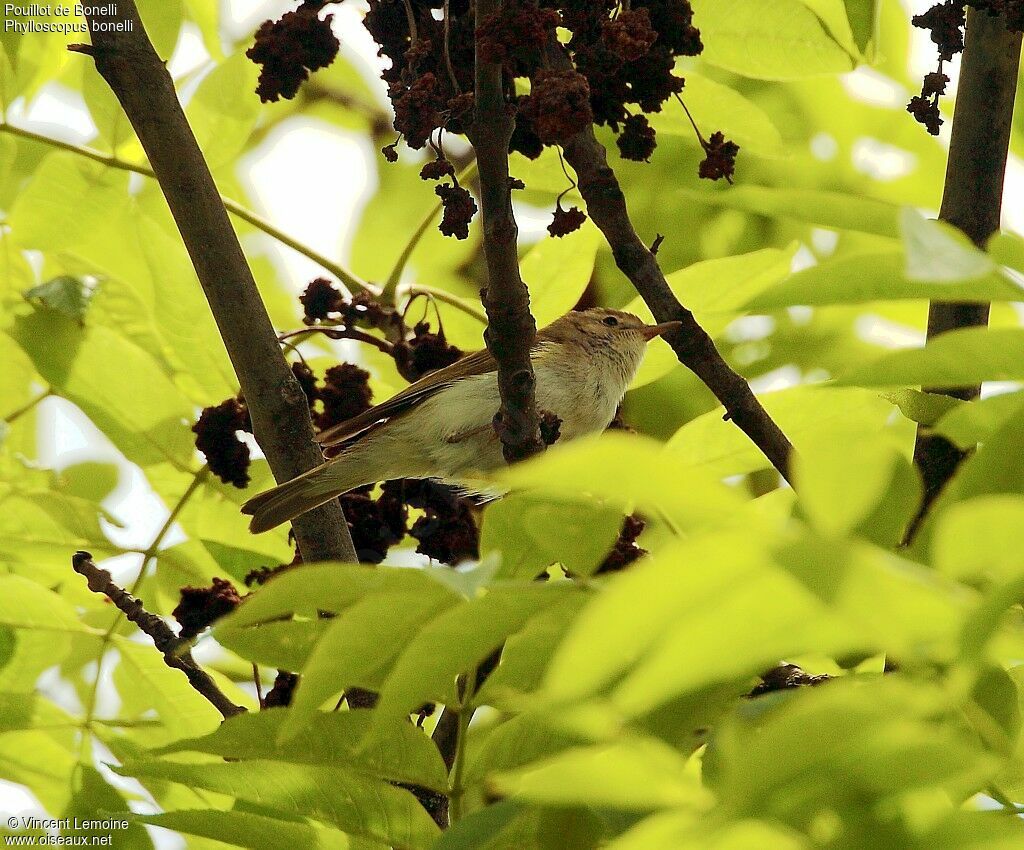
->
315 347 498 447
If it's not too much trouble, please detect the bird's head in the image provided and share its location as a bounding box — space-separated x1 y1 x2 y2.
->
545 308 682 350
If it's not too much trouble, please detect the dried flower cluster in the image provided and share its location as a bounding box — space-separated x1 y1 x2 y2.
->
247 0 340 102
247 1 739 240
908 1 1024 135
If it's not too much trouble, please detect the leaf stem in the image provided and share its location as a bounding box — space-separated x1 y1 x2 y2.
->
448 667 478 823
382 159 479 301
3 387 53 424
0 122 375 296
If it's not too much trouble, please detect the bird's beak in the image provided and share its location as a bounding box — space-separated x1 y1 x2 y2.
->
639 320 683 341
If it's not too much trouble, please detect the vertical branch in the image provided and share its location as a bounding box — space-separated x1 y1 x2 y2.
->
471 0 545 462
911 8 1022 518
74 2 357 562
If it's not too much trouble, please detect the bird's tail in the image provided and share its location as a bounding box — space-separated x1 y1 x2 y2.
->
241 452 374 534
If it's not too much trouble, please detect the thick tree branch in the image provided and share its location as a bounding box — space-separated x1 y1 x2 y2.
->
72 551 245 720
75 3 356 562
911 8 1022 515
546 45 794 482
471 0 545 463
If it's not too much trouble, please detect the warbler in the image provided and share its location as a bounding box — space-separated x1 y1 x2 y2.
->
242 308 680 532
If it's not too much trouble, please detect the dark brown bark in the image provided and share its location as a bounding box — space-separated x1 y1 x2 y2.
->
72 552 245 719
911 9 1022 519
76 3 357 562
471 0 545 463
546 43 794 482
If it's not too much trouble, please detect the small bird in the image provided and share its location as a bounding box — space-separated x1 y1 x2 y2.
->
241 308 681 533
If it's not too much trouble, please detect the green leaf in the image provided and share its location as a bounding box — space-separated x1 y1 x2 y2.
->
796 437 920 543
112 637 225 744
434 801 535 850
220 562 459 629
489 739 707 810
882 389 964 428
707 679 998 819
131 810 353 850
495 432 749 534
649 72 784 158
521 223 601 327
669 386 901 478
153 708 449 792
280 588 458 742
933 391 1024 450
8 311 195 468
931 496 1024 583
836 328 1024 389
185 53 260 169
0 692 75 732
464 711 589 788
475 594 590 709
114 758 441 850
690 0 855 79
64 765 154 850
628 245 798 387
0 574 94 633
24 276 96 320
368 584 579 743
844 0 880 53
745 251 1021 311
216 619 330 671
900 208 995 282
481 494 624 580
543 529 959 716
684 185 900 238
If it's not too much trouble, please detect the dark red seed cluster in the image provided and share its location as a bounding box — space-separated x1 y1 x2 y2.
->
192 398 253 488
339 490 407 564
520 69 594 144
908 2 1023 135
173 578 243 640
316 363 374 433
247 1 340 103
344 1 716 233
596 514 647 574
435 181 478 240
548 200 587 237
299 277 345 323
617 114 657 162
392 321 464 382
263 671 300 708
698 131 740 183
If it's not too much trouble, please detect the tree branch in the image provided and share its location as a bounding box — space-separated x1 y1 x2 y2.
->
911 8 1022 517
72 551 245 720
471 0 545 463
541 42 793 481
75 3 357 562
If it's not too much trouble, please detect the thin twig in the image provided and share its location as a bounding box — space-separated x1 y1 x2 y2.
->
78 467 210 759
3 387 53 424
0 122 375 297
546 39 794 481
442 0 461 95
279 325 396 356
72 551 245 719
382 158 480 300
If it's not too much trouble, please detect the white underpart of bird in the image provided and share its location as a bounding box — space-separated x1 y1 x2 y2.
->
241 308 681 533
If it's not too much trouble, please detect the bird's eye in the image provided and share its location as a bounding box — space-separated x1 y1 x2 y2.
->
602 316 619 327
